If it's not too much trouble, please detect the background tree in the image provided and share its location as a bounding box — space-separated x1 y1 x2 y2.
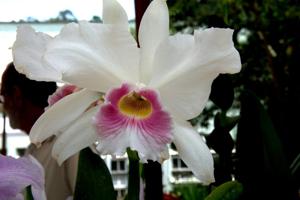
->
57 10 77 22
168 0 300 199
47 9 77 23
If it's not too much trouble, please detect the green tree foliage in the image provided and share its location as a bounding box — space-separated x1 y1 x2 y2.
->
168 0 300 199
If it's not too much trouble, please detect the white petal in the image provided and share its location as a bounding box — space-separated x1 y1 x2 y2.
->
96 125 167 163
103 0 128 26
52 107 99 165
30 89 100 144
150 29 241 120
132 127 169 163
173 120 215 185
96 130 129 157
194 28 241 73
138 0 169 84
12 25 62 82
45 21 139 92
158 67 215 121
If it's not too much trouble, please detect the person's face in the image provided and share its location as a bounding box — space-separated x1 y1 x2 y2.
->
0 82 22 129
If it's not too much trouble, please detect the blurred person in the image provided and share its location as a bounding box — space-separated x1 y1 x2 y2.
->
0 62 78 200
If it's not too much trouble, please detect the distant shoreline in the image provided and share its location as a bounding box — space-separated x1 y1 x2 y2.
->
0 21 78 25
0 19 135 25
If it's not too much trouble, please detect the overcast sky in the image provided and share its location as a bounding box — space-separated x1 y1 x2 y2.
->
0 0 135 22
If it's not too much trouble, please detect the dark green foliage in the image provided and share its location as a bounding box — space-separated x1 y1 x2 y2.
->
126 149 140 200
25 186 34 200
206 111 238 185
144 161 163 200
205 181 243 200
168 0 300 130
168 1 300 197
209 75 235 111
73 148 116 200
235 91 296 199
172 183 210 200
167 0 300 199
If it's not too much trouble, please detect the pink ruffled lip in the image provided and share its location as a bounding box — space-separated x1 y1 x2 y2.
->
94 83 173 162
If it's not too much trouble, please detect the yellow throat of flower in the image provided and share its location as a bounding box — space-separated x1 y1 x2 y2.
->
118 91 152 118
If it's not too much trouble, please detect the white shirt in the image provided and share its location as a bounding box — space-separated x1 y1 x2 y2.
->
26 136 78 200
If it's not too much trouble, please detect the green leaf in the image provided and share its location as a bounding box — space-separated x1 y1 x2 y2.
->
127 149 140 200
206 128 234 155
213 111 239 131
209 75 234 111
290 153 300 176
235 90 291 198
172 183 210 200
73 147 116 200
25 186 34 200
205 181 243 200
143 161 163 200
237 91 289 177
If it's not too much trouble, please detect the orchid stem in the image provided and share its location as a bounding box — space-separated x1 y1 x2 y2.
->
127 148 140 200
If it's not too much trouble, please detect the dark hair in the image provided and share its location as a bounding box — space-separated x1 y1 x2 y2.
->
1 62 57 108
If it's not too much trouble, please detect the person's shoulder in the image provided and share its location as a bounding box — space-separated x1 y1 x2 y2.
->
25 143 36 155
25 135 56 159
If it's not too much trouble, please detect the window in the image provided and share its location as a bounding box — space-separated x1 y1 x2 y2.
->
171 156 195 182
116 189 127 199
111 160 118 171
111 159 127 173
172 156 188 170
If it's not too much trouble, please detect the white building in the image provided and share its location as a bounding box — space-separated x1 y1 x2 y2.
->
0 113 30 157
101 148 202 199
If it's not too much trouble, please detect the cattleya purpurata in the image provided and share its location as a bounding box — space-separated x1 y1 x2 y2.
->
12 0 241 184
0 155 46 200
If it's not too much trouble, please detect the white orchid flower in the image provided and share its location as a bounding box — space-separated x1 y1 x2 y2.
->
12 0 241 185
